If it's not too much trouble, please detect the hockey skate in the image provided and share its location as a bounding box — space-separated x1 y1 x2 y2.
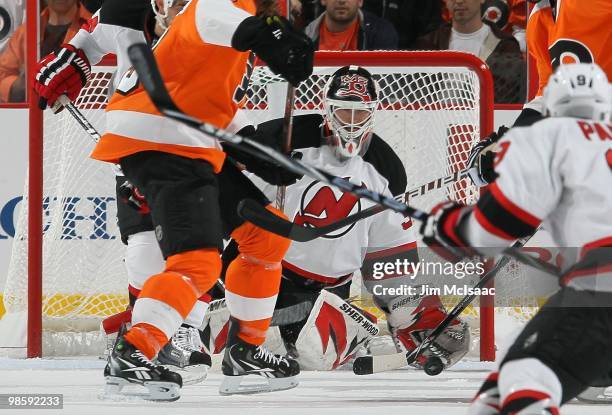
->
156 324 211 385
103 335 182 402
220 338 300 395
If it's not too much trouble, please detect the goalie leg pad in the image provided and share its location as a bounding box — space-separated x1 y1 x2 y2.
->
294 290 379 370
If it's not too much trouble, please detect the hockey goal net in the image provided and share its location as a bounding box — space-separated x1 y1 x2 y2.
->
2 51 496 359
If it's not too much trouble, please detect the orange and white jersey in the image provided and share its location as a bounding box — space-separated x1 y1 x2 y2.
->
90 0 257 173
464 117 612 291
526 0 612 104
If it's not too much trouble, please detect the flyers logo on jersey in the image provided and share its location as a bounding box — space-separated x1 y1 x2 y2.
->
336 75 372 102
294 180 362 238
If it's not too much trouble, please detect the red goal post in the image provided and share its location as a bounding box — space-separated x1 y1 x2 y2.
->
16 50 494 359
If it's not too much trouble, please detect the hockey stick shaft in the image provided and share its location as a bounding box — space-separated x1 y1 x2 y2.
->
353 231 539 375
56 95 123 175
239 169 470 242
275 84 296 211
127 43 416 218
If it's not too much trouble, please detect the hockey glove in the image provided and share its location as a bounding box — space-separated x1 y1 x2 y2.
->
420 201 475 262
225 144 304 186
232 15 314 86
118 179 150 214
466 125 509 187
34 44 91 109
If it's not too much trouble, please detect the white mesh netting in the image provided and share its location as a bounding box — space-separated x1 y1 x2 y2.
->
3 52 522 357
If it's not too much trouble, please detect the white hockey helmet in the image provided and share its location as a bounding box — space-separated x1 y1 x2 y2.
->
151 0 186 30
543 63 611 121
323 66 379 159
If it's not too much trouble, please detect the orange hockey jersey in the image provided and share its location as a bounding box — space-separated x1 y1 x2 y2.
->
90 0 257 173
527 0 612 97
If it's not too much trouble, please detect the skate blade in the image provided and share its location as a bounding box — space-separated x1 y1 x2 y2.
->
219 375 299 395
576 387 612 404
100 376 181 402
161 364 209 386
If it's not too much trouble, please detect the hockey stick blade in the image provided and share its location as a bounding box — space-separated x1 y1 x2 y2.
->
238 198 384 242
128 43 428 218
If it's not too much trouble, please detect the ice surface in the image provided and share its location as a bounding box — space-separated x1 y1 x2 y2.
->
0 358 609 415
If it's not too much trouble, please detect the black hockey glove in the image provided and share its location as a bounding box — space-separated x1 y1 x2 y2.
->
118 179 150 214
420 201 476 263
232 15 314 86
466 125 509 187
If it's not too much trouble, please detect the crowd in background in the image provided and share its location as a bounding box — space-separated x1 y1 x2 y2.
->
0 0 528 104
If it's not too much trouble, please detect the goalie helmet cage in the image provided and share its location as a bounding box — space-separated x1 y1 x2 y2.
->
11 50 495 359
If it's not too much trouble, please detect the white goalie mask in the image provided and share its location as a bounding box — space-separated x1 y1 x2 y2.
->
151 0 186 30
543 63 611 122
323 66 379 159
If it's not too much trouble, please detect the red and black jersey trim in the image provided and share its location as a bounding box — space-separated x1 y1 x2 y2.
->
561 240 612 285
474 182 541 240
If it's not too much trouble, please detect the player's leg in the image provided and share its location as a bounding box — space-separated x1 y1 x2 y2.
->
104 176 212 384
216 161 299 394
104 151 224 400
469 288 612 414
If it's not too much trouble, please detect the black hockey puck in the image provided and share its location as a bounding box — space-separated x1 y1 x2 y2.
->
423 356 444 376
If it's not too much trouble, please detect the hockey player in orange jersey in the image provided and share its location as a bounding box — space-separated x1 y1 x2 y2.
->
37 0 314 401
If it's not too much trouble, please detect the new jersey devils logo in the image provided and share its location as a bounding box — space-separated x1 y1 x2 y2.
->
293 180 362 238
335 75 372 102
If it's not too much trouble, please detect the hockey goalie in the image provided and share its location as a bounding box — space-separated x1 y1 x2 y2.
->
202 66 471 372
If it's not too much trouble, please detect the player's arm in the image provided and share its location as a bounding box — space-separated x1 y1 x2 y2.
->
421 125 561 262
187 0 313 86
223 114 323 186
362 134 407 197
33 0 150 108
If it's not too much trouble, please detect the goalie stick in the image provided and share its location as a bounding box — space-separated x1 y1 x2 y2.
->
352 230 545 376
127 43 418 218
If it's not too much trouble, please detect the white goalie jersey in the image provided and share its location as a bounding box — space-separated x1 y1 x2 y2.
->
249 113 418 284
464 117 612 291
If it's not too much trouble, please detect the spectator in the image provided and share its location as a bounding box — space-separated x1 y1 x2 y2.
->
0 0 25 53
414 0 525 104
362 0 443 49
304 0 398 50
0 0 90 103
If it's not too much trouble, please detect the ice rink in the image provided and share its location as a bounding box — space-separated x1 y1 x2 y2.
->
1 358 610 415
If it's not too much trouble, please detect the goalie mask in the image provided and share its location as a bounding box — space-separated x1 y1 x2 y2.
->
323 66 378 159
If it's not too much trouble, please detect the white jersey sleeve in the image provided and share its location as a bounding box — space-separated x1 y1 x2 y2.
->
68 0 150 89
463 117 612 291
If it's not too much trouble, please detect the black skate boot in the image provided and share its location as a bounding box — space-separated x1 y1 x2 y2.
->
103 335 182 401
157 324 211 385
220 337 300 395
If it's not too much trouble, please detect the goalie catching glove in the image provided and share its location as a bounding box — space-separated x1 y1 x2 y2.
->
466 125 509 187
379 294 470 371
420 201 475 262
232 15 314 86
34 44 91 109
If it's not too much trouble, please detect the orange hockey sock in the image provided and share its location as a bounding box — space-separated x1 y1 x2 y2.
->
225 205 291 345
